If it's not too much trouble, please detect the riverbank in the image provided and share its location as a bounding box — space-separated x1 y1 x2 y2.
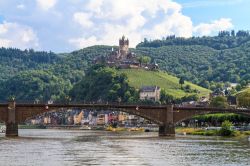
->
16 125 145 132
18 124 46 129
176 127 250 138
105 126 144 132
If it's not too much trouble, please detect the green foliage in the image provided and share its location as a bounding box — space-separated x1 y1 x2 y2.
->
179 77 185 87
1 31 250 102
118 69 210 98
160 90 174 104
236 88 250 107
70 65 138 103
210 96 229 108
219 120 234 136
134 31 250 86
137 30 250 50
181 94 199 102
137 55 151 65
193 113 250 123
0 70 72 102
0 48 61 82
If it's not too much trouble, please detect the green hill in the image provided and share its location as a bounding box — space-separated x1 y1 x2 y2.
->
0 30 250 101
118 69 210 98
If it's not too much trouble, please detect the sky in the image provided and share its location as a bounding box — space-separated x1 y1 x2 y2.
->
0 0 249 53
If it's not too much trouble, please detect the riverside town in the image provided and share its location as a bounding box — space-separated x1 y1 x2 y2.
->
0 1 250 165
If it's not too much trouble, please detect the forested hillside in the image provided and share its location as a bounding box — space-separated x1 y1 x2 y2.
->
0 30 250 102
137 30 250 50
0 48 84 101
136 31 250 87
135 42 250 87
0 48 60 82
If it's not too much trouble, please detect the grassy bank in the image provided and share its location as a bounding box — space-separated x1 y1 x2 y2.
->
176 127 250 137
118 69 210 98
106 126 144 132
18 124 46 129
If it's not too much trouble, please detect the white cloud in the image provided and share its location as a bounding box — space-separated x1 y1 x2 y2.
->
194 18 233 36
69 0 194 49
0 0 236 51
0 23 8 34
73 12 93 28
36 0 57 10
143 12 193 39
0 39 11 47
17 4 25 9
69 36 100 48
0 21 39 49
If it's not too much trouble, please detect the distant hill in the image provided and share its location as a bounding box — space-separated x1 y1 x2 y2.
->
118 69 210 98
135 30 250 86
0 30 250 101
137 30 250 50
58 31 250 87
0 47 61 82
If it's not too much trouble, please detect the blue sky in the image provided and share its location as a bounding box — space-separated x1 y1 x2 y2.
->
0 0 249 52
177 0 250 30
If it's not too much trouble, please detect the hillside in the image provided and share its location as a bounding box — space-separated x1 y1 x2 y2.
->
0 48 61 82
135 31 250 86
118 69 210 98
0 30 250 101
137 30 250 50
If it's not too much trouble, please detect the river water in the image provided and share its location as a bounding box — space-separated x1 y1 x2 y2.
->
0 129 249 166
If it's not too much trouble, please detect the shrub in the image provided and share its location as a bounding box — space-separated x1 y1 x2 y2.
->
219 120 234 136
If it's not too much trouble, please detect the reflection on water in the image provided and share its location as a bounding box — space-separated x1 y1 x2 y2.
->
0 129 249 166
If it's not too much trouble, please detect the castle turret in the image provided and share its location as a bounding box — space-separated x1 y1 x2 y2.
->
119 35 129 59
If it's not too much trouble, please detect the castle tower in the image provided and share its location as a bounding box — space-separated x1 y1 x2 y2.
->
119 35 129 59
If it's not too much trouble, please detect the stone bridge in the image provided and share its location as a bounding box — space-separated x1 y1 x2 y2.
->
0 101 250 137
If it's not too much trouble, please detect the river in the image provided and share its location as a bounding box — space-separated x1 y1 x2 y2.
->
0 129 249 166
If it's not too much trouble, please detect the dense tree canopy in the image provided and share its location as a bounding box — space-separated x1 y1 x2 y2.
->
237 88 250 107
0 70 72 102
70 65 138 103
137 30 250 50
210 96 229 108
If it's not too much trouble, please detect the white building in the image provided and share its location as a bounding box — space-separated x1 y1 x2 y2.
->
139 86 161 101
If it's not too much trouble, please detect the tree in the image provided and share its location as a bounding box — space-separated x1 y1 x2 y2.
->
179 77 185 88
0 70 72 102
219 120 233 136
236 84 242 91
70 65 138 103
210 96 229 108
160 90 174 104
199 80 210 89
137 55 151 66
237 89 250 107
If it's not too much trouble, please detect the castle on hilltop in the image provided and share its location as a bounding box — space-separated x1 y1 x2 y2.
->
94 36 158 70
118 35 129 59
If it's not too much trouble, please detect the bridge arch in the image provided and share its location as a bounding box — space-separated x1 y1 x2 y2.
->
23 107 68 123
19 106 163 126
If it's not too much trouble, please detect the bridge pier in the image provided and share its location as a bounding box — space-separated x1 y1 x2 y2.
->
6 101 18 137
159 124 175 136
158 105 175 136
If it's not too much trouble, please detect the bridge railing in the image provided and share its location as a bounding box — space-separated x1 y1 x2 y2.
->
0 100 166 106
